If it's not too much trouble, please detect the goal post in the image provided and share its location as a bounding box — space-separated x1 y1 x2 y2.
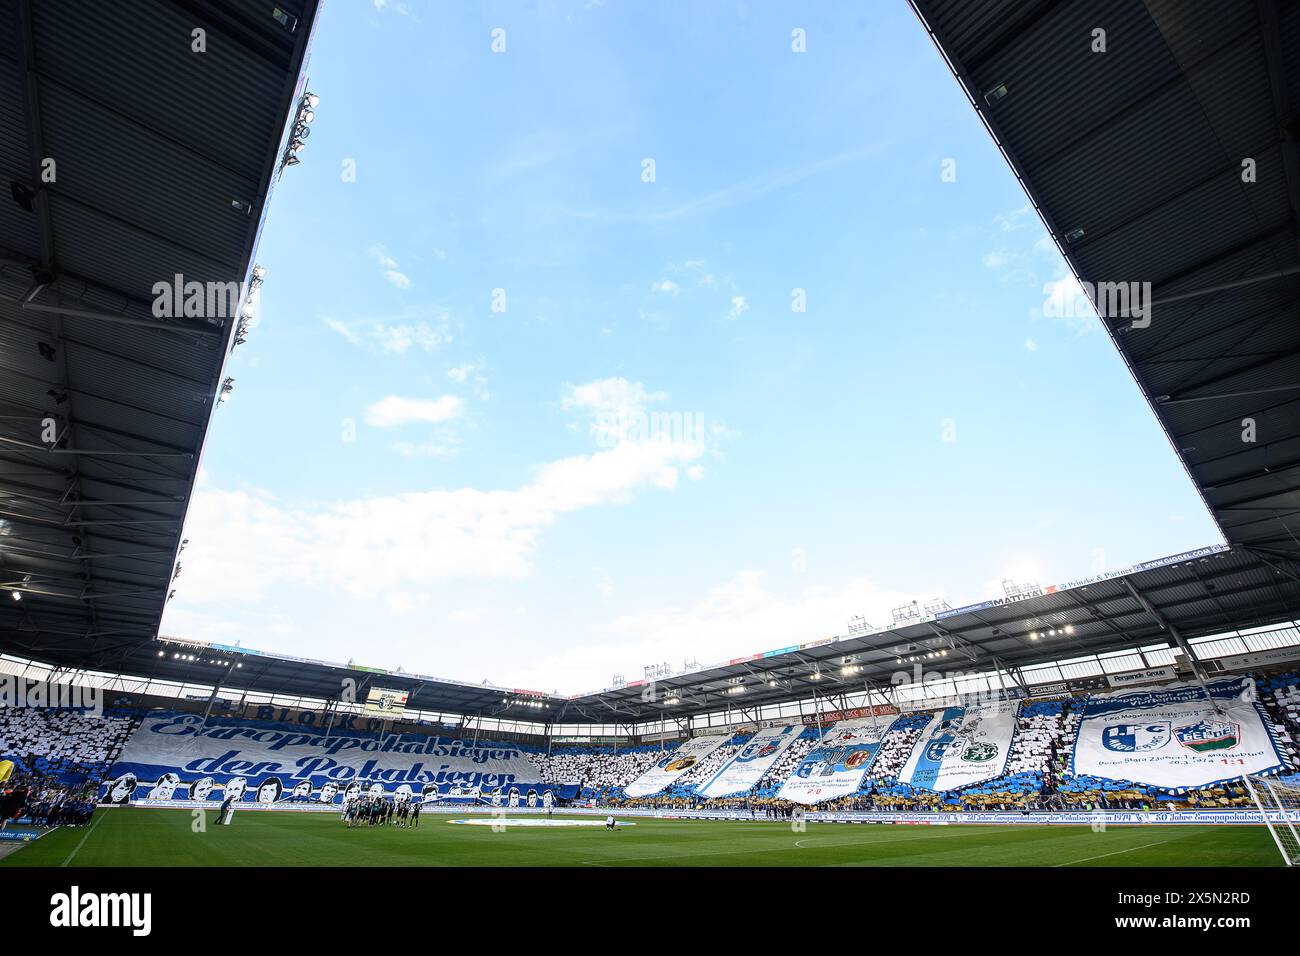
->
1241 773 1300 866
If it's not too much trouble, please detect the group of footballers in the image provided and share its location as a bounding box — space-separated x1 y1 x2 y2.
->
343 793 422 829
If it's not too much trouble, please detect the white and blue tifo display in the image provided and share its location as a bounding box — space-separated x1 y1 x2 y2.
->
898 700 1019 792
1070 677 1287 790
623 734 730 797
699 724 801 799
778 717 893 804
100 712 544 806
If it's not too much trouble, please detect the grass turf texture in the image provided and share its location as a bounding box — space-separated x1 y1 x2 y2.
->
1 809 1286 867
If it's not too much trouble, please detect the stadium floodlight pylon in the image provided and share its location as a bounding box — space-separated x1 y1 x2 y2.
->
1241 773 1300 866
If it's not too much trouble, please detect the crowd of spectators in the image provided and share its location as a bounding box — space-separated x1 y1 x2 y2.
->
571 670 1300 814
532 745 662 800
4 670 1298 820
674 734 749 791
0 706 136 786
0 777 97 829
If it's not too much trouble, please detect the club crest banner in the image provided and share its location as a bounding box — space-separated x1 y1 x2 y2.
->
624 735 730 797
1070 677 1285 790
699 724 801 798
898 701 1018 791
102 713 543 806
779 718 893 805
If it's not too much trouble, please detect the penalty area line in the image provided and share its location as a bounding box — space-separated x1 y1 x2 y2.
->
1052 840 1168 868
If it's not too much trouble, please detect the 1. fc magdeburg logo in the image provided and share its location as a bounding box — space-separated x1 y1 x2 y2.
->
1102 722 1170 753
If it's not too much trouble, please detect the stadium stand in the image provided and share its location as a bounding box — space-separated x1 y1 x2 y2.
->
2 666 1299 826
1260 673 1300 750
0 707 137 786
533 745 662 800
673 733 750 792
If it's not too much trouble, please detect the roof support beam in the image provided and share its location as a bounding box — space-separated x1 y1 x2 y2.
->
22 293 222 338
1150 264 1300 306
1121 578 1217 708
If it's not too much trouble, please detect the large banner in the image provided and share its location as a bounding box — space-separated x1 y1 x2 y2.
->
699 724 801 798
1071 677 1285 790
779 718 893 805
898 701 1018 791
624 735 729 797
103 713 543 806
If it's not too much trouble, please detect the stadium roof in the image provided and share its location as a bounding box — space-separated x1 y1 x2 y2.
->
566 544 1300 723
0 1 319 666
910 0 1300 563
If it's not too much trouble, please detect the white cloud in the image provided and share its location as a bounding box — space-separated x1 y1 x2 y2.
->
1039 271 1100 335
373 0 412 17
365 394 463 428
562 377 666 422
1024 337 1038 352
447 362 481 383
322 317 360 346
650 279 681 296
374 321 449 353
727 295 749 320
324 307 454 354
171 380 709 610
371 245 412 289
499 571 939 691
994 205 1033 232
683 259 717 288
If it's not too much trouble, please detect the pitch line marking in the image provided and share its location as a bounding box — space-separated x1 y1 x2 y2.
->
62 812 108 867
1052 840 1168 868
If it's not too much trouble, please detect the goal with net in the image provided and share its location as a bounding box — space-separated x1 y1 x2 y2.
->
1241 773 1300 866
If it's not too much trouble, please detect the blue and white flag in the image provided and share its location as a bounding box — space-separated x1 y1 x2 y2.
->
899 701 1018 791
1071 677 1284 790
624 735 730 797
779 718 893 804
700 724 801 798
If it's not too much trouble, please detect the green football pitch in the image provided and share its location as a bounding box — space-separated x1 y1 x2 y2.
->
0 809 1286 866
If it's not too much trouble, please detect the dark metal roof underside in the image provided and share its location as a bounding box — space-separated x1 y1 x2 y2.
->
910 0 1300 564
0 1 318 666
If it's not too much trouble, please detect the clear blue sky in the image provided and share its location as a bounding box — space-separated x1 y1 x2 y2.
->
161 0 1222 693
